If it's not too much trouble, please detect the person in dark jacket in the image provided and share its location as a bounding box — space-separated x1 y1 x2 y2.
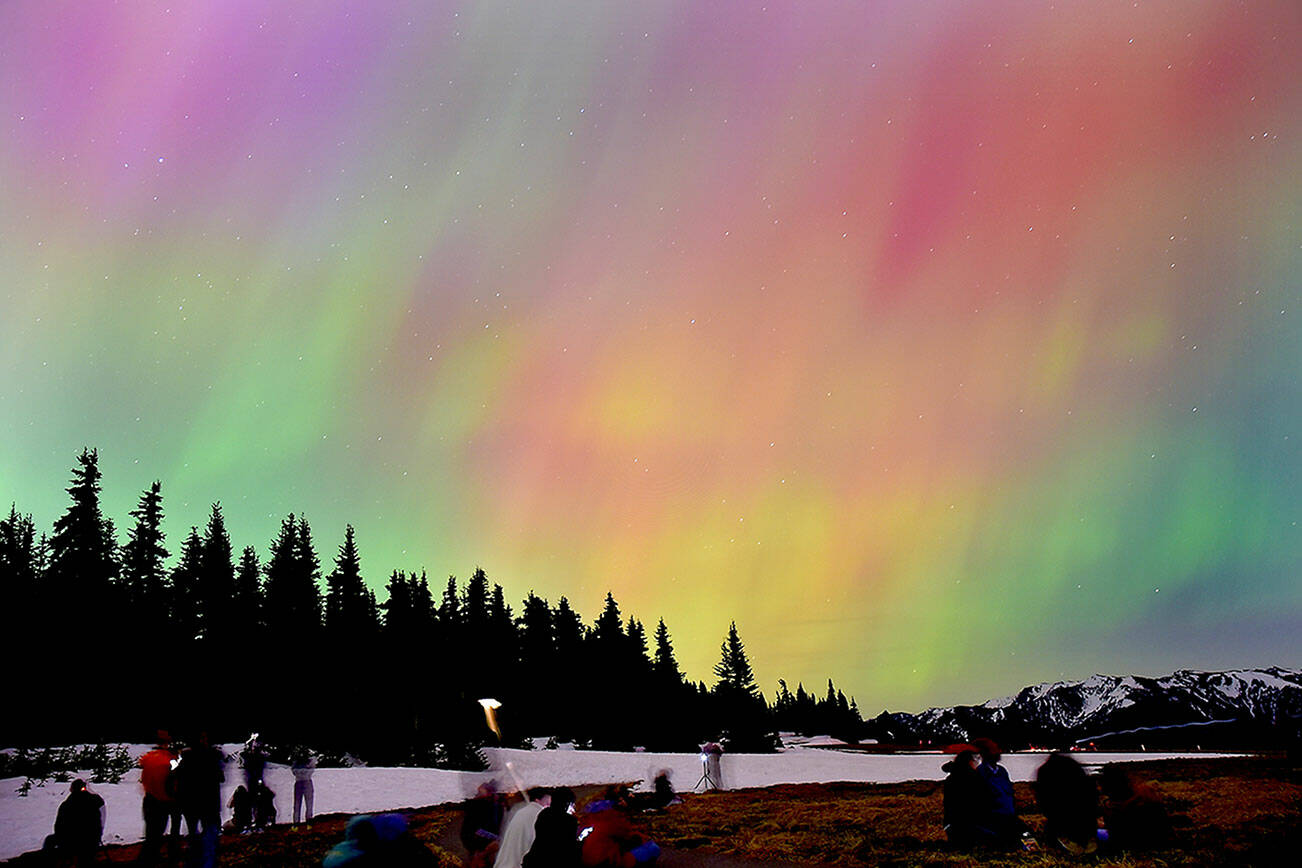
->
53 779 105 867
253 781 278 829
1034 753 1099 853
175 732 225 868
1099 765 1171 852
460 781 505 868
971 737 1024 846
226 786 253 833
525 787 579 868
942 750 997 849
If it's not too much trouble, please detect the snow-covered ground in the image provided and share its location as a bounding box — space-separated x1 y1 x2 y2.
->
0 743 1236 861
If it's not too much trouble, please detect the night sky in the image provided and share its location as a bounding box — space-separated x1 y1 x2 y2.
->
2 1 1299 713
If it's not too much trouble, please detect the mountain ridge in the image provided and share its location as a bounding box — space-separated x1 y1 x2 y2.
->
864 666 1302 748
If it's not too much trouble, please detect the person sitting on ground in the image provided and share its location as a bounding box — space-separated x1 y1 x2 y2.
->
1033 753 1099 854
323 813 437 867
650 772 680 809
253 780 278 828
579 790 660 867
226 785 253 833
51 779 105 868
971 737 1025 846
524 786 579 868
1099 765 1171 852
496 787 551 868
941 749 997 850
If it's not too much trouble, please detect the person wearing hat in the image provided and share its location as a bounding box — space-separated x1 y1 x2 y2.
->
53 778 105 867
971 737 1025 846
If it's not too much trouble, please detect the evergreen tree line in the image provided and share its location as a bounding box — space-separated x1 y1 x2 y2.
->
0 449 863 763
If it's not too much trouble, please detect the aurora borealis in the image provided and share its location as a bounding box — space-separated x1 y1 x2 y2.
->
2 0 1299 713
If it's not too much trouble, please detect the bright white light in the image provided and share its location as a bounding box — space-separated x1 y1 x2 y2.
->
478 698 502 710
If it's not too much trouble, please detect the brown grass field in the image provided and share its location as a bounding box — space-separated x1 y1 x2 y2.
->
6 756 1299 867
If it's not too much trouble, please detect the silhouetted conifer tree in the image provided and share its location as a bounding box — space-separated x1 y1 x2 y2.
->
198 503 235 641
119 483 168 625
233 545 263 634
169 527 204 640
1 505 41 637
326 525 374 638
263 513 321 639
712 622 777 751
653 618 681 685
46 449 119 630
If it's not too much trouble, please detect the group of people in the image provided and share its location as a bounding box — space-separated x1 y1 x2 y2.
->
459 779 671 868
44 730 320 868
942 737 1170 855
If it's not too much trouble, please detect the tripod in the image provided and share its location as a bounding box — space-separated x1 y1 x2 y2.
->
695 754 720 791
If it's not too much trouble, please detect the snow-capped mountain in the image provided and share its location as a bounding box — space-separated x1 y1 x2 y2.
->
866 667 1302 748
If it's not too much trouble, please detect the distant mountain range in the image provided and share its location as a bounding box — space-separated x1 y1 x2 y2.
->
865 667 1302 749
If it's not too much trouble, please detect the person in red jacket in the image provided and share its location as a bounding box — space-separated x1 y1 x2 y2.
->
578 790 660 868
138 731 182 865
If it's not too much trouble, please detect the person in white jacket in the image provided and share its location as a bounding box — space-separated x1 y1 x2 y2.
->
494 788 551 868
291 748 318 825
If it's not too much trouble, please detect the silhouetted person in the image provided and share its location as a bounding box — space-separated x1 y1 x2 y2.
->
291 748 317 825
253 781 277 829
175 732 224 868
942 749 996 849
650 772 678 809
225 786 252 834
52 779 105 867
524 787 579 868
240 733 266 791
1100 765 1171 852
138 731 182 865
460 781 505 868
1034 753 1099 854
971 737 1024 846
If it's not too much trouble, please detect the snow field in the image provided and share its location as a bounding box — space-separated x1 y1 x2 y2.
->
0 744 1232 861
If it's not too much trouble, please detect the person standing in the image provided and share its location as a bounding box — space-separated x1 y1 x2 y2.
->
240 733 266 791
290 748 316 826
138 731 182 865
175 732 225 868
496 788 551 868
524 787 578 868
53 779 105 867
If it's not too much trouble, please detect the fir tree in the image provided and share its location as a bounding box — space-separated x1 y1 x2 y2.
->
118 483 168 620
198 503 236 640
518 592 554 664
325 525 372 637
263 514 321 638
462 567 489 633
46 449 119 629
652 618 682 684
0 505 40 637
713 622 760 700
168 527 205 639
233 545 262 633
592 592 624 647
